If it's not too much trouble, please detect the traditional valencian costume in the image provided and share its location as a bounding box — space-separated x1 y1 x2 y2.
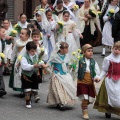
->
94 52 120 116
47 43 76 109
9 38 31 92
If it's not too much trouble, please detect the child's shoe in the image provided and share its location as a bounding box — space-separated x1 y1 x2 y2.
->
82 109 89 120
26 101 32 109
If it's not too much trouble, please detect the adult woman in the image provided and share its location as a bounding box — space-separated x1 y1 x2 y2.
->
34 0 49 13
101 0 119 56
77 0 101 47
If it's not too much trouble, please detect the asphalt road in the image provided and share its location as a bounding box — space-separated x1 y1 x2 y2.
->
0 46 120 120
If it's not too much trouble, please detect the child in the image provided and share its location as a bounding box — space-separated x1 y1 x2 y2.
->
57 10 83 59
0 26 7 97
77 44 100 119
3 19 13 75
21 41 43 108
9 28 31 94
18 29 46 102
44 42 76 111
17 13 28 29
44 9 57 61
94 41 120 118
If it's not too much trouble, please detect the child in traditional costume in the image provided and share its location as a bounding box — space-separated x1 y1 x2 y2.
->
77 44 100 119
3 19 13 75
94 41 120 118
0 26 7 97
9 28 31 94
44 42 76 111
57 10 83 59
17 13 28 29
21 41 44 108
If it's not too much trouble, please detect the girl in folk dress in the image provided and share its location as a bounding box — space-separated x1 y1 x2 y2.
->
44 42 76 111
3 19 13 74
17 13 28 29
101 0 119 56
45 9 58 61
94 41 120 118
57 11 83 59
9 28 31 93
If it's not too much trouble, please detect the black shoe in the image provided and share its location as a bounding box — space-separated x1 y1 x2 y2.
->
105 113 111 118
57 104 65 111
19 92 25 98
101 54 105 57
0 89 7 97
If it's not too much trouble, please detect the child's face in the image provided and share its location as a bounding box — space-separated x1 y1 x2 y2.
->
63 13 70 22
0 28 6 39
32 35 40 44
83 48 93 59
60 47 68 55
36 14 42 22
20 15 27 24
28 49 37 56
46 12 52 21
20 29 29 41
112 47 120 56
3 20 10 29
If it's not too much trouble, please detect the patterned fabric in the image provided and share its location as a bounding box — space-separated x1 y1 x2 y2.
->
47 74 75 105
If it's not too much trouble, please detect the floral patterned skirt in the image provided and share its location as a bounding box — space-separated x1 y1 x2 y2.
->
47 74 76 106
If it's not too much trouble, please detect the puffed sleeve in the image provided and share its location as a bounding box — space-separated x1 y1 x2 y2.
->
94 61 100 79
99 57 110 80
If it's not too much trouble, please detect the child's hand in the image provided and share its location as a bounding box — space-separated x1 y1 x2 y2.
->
34 64 39 68
80 34 83 39
40 64 48 68
94 78 100 83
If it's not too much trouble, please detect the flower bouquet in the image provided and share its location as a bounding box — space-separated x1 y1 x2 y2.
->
71 4 79 12
107 9 115 17
57 21 64 34
89 9 97 18
69 49 83 80
9 30 18 37
37 47 45 64
0 53 5 66
14 24 22 33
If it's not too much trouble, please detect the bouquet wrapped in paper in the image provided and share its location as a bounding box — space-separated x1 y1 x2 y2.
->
107 9 115 17
0 53 5 65
71 4 79 12
9 30 18 37
57 21 64 34
89 9 97 18
14 24 22 33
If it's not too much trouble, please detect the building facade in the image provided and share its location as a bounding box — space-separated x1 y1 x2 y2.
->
7 0 54 23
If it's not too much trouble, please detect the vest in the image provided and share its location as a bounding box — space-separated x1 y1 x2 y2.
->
78 57 96 80
106 61 120 81
1 39 5 52
22 53 39 77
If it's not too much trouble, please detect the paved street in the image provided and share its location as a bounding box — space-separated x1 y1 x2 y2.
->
0 46 120 120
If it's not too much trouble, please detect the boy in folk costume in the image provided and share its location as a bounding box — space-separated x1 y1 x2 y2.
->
0 26 7 97
77 44 100 119
21 41 44 108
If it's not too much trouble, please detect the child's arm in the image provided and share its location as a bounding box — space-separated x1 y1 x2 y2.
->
21 57 38 71
99 58 110 80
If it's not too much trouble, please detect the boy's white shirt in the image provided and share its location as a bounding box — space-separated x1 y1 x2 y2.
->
0 40 7 63
84 58 100 79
